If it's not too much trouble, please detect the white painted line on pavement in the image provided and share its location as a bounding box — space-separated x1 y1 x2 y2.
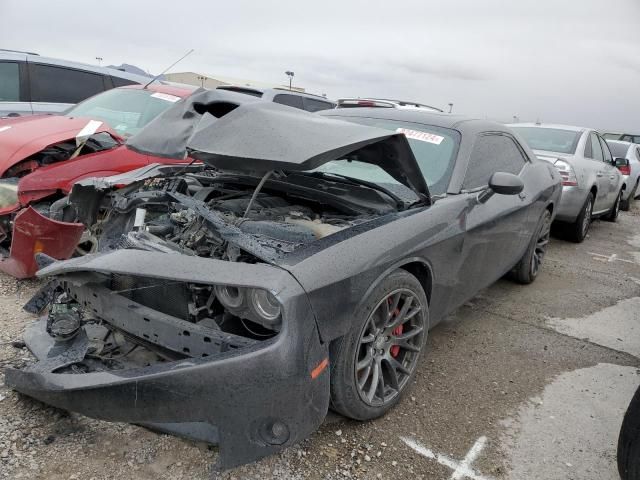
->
587 252 636 264
401 436 494 480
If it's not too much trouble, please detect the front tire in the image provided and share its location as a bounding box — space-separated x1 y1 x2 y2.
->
621 182 637 211
567 192 594 243
329 270 428 420
511 209 551 284
604 189 622 222
618 385 640 480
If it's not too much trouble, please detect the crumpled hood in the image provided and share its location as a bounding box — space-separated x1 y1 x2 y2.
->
0 115 116 177
126 89 430 200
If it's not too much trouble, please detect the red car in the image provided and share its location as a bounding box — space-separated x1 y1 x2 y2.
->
0 83 196 278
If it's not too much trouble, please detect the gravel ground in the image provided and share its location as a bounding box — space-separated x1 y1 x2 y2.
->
1 206 639 479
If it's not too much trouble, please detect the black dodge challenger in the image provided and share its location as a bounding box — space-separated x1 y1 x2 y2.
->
6 90 562 469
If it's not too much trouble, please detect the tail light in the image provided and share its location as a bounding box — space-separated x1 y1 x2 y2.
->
554 159 578 186
618 164 631 175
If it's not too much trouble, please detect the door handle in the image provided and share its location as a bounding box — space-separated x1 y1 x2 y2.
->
610 175 616 180
596 171 604 177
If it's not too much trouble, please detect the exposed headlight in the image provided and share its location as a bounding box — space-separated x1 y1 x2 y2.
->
215 284 245 309
0 178 19 209
249 288 281 323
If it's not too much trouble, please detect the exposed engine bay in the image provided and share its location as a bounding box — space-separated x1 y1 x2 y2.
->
29 166 402 373
80 168 397 264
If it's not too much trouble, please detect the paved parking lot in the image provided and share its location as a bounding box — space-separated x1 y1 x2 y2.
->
1 208 639 480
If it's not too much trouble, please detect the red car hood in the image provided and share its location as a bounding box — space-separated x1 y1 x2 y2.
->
0 115 118 177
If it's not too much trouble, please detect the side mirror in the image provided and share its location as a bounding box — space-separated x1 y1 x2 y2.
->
614 157 629 168
478 172 524 203
489 172 524 195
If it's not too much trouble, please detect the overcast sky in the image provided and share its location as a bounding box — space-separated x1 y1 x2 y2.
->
1 0 639 131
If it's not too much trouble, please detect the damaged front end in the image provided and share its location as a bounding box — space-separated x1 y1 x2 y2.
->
5 250 330 470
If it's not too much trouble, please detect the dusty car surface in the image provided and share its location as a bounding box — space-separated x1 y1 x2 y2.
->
606 139 640 211
509 123 625 242
0 83 196 278
5 90 561 470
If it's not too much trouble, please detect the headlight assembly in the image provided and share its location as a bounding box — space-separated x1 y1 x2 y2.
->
249 289 281 324
214 285 282 330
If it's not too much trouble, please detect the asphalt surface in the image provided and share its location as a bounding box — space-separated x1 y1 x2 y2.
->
0 206 639 480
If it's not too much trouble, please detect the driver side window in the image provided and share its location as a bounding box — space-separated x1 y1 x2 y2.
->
462 133 527 190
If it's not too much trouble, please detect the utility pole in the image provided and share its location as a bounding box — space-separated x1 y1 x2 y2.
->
285 71 295 90
95 56 103 66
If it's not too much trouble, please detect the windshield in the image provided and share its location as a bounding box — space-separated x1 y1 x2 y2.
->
315 116 460 196
66 89 183 138
511 126 580 154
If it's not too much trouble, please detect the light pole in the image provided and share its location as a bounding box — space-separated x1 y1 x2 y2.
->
448 103 454 114
95 56 103 66
285 71 295 90
197 75 207 87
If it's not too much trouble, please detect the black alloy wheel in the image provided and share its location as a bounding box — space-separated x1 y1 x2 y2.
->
329 270 428 420
511 209 551 284
354 288 425 407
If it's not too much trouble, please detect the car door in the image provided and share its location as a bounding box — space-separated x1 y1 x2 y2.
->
598 134 621 208
450 132 533 306
0 59 32 117
27 63 108 114
585 132 610 212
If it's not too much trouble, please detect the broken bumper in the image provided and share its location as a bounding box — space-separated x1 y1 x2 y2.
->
4 251 330 470
0 206 84 278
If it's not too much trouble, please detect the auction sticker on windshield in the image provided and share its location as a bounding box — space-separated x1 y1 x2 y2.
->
151 92 181 103
397 127 444 145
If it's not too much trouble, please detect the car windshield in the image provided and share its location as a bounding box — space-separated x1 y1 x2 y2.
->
312 116 460 196
65 89 182 138
511 126 580 154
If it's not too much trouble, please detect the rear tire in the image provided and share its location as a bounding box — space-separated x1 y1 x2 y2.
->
567 192 593 243
618 385 640 480
604 189 622 222
329 270 428 421
511 209 551 284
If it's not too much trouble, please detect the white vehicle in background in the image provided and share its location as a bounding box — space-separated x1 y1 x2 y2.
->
605 140 640 211
509 123 625 243
336 98 443 112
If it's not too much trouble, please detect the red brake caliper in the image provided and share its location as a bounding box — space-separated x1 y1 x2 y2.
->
390 306 403 358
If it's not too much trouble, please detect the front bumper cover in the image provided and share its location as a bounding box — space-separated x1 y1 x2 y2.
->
5 251 331 470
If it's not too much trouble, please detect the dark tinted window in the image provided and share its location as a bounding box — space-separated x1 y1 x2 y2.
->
29 64 105 103
0 62 20 101
463 134 527 190
599 136 612 163
111 76 139 87
302 97 335 112
606 142 629 159
588 133 604 161
273 94 304 109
